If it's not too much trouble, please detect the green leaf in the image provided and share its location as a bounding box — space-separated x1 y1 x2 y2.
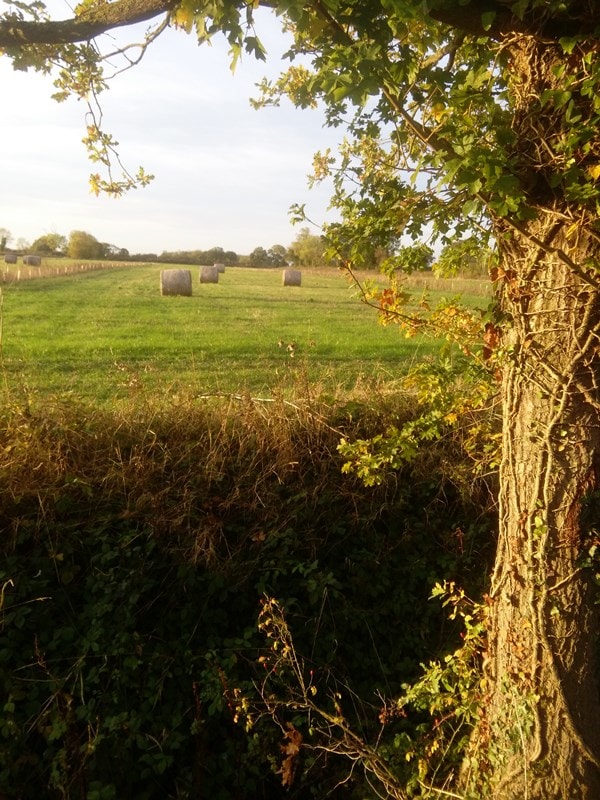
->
559 37 578 55
510 0 530 19
481 11 496 31
229 42 241 73
462 198 480 217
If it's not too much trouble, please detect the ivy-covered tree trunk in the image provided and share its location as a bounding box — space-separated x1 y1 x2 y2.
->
463 30 600 798
467 217 600 798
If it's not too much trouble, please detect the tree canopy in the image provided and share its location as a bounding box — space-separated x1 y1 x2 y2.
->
31 232 67 255
287 226 329 266
3 1 600 798
67 230 105 259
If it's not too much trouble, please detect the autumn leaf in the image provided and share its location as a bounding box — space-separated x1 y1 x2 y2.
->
278 723 303 788
586 163 600 181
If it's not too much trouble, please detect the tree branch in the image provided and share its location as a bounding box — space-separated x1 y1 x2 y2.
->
0 0 173 47
0 0 598 49
430 0 600 40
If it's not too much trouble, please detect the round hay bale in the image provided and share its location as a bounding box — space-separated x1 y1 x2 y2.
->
282 268 302 287
4 253 17 264
214 262 226 273
160 269 193 296
23 255 41 267
200 265 219 284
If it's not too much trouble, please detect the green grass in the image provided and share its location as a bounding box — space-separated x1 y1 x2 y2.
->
0 263 489 405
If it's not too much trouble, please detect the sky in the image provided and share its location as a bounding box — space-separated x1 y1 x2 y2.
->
0 3 344 255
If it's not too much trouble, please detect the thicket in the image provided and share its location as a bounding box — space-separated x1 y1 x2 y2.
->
0 385 496 799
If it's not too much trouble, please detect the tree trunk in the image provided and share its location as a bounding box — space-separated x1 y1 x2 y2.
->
464 213 600 798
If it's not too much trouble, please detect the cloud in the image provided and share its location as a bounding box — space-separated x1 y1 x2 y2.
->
0 8 341 254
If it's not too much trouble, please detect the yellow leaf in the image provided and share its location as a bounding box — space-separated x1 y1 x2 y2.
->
587 163 600 181
172 6 194 31
89 174 101 196
431 102 446 122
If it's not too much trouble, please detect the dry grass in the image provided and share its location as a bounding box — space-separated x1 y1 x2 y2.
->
0 381 416 562
0 362 497 571
0 260 131 283
402 273 490 296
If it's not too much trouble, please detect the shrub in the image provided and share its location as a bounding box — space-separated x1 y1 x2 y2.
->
0 390 495 798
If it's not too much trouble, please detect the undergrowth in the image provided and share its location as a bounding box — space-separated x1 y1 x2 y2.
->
0 382 497 799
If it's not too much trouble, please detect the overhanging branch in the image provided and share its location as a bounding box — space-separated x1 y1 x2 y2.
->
0 0 173 46
0 0 598 49
430 0 600 40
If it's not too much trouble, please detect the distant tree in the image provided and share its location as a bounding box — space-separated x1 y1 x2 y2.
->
158 248 239 266
205 247 239 266
382 243 434 276
323 213 400 270
247 245 288 267
288 227 328 267
0 227 11 252
103 243 118 257
223 250 238 266
14 238 30 253
159 250 193 264
268 244 288 266
202 246 226 265
102 243 130 260
68 230 105 260
31 235 51 254
369 245 395 270
434 237 493 279
31 233 67 255
248 246 271 267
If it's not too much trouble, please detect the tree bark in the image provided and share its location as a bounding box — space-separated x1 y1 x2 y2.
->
457 22 600 795
464 213 600 798
0 0 172 46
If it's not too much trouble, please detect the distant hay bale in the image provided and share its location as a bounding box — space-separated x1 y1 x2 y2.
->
23 255 41 266
214 262 226 273
160 269 192 296
4 254 17 264
200 265 219 284
282 268 302 287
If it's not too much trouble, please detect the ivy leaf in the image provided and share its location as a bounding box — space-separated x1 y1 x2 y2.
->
559 37 578 54
481 11 496 31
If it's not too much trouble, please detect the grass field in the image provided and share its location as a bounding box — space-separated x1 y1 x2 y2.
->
0 262 490 405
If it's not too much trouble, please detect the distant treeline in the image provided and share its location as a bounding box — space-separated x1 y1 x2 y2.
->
6 226 336 268
126 245 292 267
144 247 240 266
6 226 493 276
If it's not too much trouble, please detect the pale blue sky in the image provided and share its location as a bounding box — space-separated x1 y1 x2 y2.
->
0 4 342 255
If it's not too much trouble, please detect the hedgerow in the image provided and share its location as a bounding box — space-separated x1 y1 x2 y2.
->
0 389 495 798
